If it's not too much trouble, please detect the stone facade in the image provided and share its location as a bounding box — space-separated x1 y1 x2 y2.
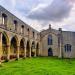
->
0 5 40 62
40 25 75 58
0 5 75 63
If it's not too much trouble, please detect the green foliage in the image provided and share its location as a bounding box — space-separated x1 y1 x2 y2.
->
0 57 75 75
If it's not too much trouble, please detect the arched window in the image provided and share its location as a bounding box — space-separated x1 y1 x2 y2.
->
14 20 18 31
32 41 35 49
21 25 24 34
32 31 35 38
2 13 7 25
27 28 30 35
64 44 71 52
48 35 52 45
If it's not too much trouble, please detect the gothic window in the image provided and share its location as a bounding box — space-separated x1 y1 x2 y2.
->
33 31 35 38
14 20 17 31
64 44 71 52
21 25 24 34
48 35 52 45
2 13 7 25
27 28 30 35
32 41 35 49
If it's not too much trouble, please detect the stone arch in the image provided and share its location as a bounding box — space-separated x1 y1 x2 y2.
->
36 42 39 56
48 48 53 56
2 31 9 44
26 40 30 57
10 35 18 59
2 32 9 60
31 41 35 56
41 32 58 39
19 38 25 58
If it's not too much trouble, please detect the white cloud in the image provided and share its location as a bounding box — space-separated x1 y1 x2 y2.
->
0 0 75 31
27 0 72 21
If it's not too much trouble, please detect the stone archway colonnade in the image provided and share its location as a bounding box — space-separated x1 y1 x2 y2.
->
0 31 40 63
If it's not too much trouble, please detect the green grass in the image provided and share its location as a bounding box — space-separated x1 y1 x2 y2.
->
0 57 75 75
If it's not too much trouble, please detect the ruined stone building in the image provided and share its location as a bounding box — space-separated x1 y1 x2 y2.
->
0 5 75 62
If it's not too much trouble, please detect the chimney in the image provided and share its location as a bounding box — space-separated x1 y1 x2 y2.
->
49 24 51 29
59 28 62 31
59 28 62 33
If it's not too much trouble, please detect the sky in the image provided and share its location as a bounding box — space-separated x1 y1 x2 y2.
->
0 0 75 31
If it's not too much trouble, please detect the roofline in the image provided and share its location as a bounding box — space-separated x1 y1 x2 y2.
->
0 5 39 32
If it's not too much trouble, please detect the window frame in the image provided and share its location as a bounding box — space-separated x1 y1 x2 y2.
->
64 44 71 52
21 25 24 34
2 13 7 25
13 20 18 31
48 35 52 45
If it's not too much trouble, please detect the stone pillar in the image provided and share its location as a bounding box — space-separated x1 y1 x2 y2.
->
34 48 36 57
0 32 2 64
7 44 10 61
24 46 26 58
17 46 19 59
58 28 63 58
29 46 31 57
59 40 62 58
38 48 40 56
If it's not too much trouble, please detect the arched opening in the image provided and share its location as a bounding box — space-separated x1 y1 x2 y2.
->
31 41 35 56
10 36 18 59
36 43 39 56
26 40 30 57
13 20 18 31
48 48 53 56
20 39 25 58
2 13 7 26
21 25 24 34
2 32 8 60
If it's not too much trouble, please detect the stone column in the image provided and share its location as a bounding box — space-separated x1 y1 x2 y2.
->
38 48 40 56
24 46 26 58
58 28 63 58
59 40 62 58
34 48 36 57
29 46 31 58
17 46 19 59
7 44 10 61
0 32 2 64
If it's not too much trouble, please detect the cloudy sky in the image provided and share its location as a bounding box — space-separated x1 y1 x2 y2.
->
0 0 75 31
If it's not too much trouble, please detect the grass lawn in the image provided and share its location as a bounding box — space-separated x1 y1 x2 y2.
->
0 57 75 75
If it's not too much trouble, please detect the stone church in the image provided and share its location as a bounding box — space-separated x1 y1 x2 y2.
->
0 5 75 62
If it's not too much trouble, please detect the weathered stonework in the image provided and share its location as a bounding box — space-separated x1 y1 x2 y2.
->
0 5 75 63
